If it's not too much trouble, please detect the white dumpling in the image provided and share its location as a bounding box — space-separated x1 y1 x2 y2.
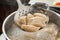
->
26 13 34 24
34 13 49 23
15 16 26 26
28 17 46 27
27 13 34 18
21 25 40 32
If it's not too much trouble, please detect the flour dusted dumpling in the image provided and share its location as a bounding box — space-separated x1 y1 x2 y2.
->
28 17 46 27
15 16 27 26
21 25 40 32
27 13 49 27
27 13 34 24
34 13 49 23
27 13 34 18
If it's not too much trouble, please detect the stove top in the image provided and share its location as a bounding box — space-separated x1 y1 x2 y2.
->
0 7 60 40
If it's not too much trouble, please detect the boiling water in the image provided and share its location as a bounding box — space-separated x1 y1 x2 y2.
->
7 23 59 40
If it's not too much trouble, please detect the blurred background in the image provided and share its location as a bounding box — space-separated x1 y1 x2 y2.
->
0 0 18 34
0 0 60 34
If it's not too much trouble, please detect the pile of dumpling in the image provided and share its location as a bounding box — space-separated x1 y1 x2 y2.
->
15 13 49 32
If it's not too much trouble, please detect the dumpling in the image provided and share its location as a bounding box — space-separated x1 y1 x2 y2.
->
21 25 40 32
26 13 34 24
27 13 34 18
34 13 49 23
15 16 27 26
28 17 46 27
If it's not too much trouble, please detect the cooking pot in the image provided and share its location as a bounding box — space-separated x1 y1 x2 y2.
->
2 0 60 40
